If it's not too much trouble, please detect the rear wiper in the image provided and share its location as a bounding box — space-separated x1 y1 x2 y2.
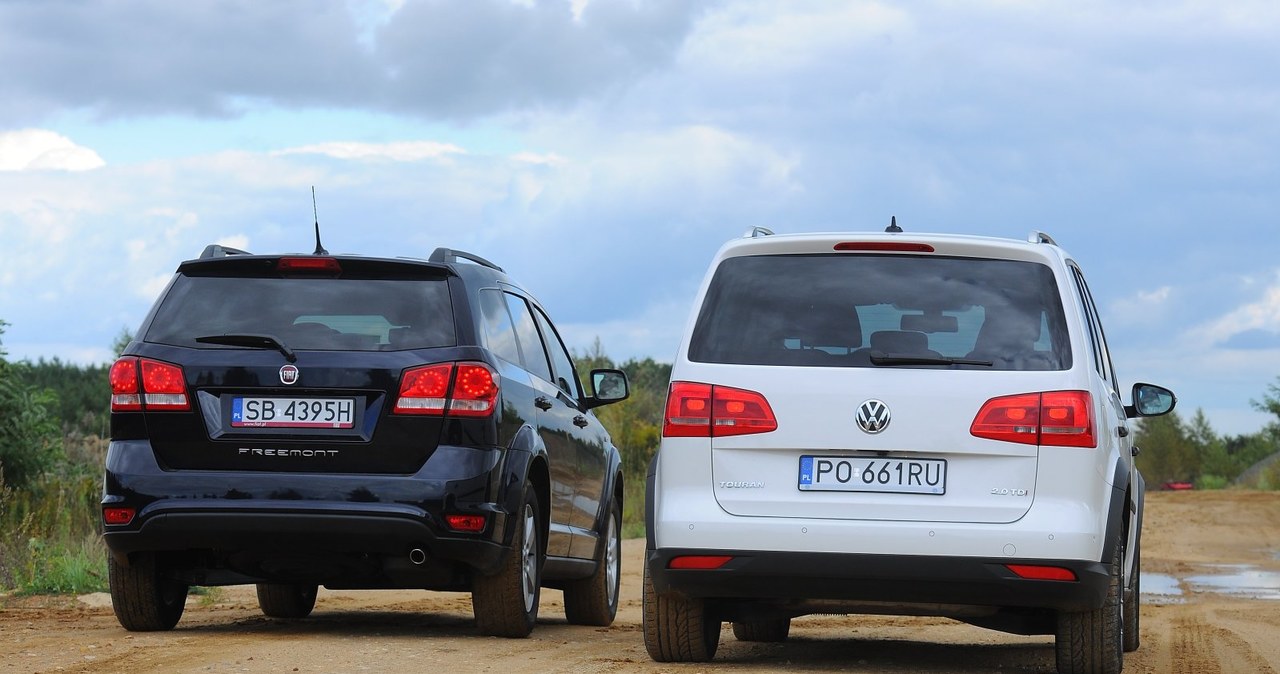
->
869 351 993 367
195 333 297 363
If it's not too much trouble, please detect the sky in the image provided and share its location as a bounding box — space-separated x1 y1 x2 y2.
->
1 0 1279 437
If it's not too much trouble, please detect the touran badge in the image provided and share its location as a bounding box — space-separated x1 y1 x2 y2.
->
279 364 300 385
856 399 890 434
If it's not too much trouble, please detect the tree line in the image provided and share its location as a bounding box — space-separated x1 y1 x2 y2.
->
1132 383 1280 489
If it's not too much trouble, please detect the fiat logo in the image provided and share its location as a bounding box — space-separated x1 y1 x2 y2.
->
856 399 890 434
279 364 300 385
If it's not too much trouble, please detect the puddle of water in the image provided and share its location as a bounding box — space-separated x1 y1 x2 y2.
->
1185 564 1280 600
1141 572 1184 604
1141 572 1182 595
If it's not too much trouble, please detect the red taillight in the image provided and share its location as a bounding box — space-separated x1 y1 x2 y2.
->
140 359 190 410
110 357 189 412
103 507 136 526
834 242 936 253
277 257 342 274
1006 564 1078 581
712 385 778 436
663 382 712 436
970 391 1094 447
109 358 142 411
444 514 488 532
449 363 499 417
669 555 734 570
662 381 777 437
394 362 498 417
395 363 453 414
1039 391 1095 447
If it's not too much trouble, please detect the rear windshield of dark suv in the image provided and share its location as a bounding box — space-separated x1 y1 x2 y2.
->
144 274 456 351
689 254 1071 371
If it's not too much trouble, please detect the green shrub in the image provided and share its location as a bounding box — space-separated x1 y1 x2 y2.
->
1195 474 1229 490
15 534 107 595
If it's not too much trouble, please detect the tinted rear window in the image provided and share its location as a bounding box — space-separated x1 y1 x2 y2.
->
145 276 456 351
688 254 1071 371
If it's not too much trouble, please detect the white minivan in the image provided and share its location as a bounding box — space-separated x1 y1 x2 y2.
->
643 226 1175 674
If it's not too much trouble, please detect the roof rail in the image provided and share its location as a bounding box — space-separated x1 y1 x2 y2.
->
199 244 252 259
744 226 775 238
1027 231 1058 246
428 247 505 273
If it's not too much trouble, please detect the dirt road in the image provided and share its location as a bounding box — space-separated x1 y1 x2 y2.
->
2 491 1278 673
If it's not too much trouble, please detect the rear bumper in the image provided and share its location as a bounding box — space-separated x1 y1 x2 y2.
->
647 547 1110 614
103 502 507 567
101 439 513 586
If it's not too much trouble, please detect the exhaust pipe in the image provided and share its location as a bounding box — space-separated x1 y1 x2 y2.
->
409 548 427 566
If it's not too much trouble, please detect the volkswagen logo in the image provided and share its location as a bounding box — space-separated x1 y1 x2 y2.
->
279 364 300 385
856 399 890 434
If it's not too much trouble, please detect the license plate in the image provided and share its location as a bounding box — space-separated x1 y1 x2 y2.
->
798 455 946 494
231 397 356 429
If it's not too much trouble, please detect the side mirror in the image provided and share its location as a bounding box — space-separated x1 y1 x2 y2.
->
583 368 630 409
1125 383 1176 418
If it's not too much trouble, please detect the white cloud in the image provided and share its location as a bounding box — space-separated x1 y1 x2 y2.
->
0 129 104 171
685 1 912 73
1107 285 1173 327
510 152 568 167
1191 272 1280 346
557 295 697 364
274 141 465 162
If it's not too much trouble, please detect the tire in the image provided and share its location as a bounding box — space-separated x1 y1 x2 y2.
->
1123 541 1140 653
732 617 791 642
1055 540 1123 674
563 497 621 626
256 583 319 619
473 486 543 637
642 557 719 662
108 552 189 632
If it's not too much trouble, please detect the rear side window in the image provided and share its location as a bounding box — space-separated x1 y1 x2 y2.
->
145 276 456 351
688 254 1071 371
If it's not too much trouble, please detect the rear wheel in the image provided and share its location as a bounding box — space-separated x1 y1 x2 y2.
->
732 617 791 642
108 552 188 632
563 497 621 626
256 583 318 619
642 558 720 662
1056 540 1123 674
473 486 542 637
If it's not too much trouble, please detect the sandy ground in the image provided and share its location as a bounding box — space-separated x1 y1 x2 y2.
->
2 490 1278 674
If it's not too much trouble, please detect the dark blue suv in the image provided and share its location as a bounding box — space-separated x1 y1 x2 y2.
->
104 244 629 637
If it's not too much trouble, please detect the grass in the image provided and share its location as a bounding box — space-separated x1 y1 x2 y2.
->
622 477 647 539
14 534 107 595
0 468 106 595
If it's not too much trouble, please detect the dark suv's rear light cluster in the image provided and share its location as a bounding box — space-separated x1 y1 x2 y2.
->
395 361 499 417
662 381 777 437
970 390 1095 448
109 357 191 412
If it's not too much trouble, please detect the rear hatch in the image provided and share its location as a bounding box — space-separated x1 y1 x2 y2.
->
683 247 1075 524
122 254 466 474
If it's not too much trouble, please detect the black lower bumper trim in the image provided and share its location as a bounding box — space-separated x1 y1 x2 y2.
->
104 508 507 578
647 548 1109 614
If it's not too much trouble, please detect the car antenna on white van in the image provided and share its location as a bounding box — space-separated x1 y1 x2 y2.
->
886 216 903 233
311 186 329 255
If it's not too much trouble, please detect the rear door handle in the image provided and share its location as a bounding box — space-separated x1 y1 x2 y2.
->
573 415 589 428
535 397 553 411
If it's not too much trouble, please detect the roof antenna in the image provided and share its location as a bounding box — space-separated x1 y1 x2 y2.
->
885 216 902 233
311 186 328 255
